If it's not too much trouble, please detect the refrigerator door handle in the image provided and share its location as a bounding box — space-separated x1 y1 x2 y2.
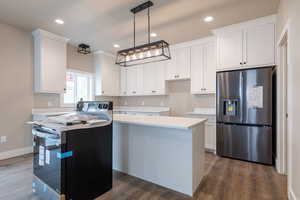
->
239 72 244 123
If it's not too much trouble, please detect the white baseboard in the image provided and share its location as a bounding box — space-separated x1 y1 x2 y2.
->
0 146 33 160
289 187 297 200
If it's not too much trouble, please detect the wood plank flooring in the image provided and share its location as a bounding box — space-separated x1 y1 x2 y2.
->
0 153 287 200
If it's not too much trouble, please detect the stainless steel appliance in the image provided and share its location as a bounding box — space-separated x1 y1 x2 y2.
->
31 101 113 200
216 67 275 165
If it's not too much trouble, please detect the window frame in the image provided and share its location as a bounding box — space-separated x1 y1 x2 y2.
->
60 69 95 107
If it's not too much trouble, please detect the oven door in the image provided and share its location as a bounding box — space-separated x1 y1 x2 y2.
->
32 128 64 194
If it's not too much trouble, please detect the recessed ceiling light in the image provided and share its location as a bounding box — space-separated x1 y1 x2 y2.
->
113 44 120 48
204 16 214 23
55 19 64 25
150 32 158 37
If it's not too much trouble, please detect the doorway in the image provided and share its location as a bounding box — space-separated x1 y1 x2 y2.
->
277 22 290 193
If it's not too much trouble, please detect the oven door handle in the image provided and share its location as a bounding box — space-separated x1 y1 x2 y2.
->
32 129 60 140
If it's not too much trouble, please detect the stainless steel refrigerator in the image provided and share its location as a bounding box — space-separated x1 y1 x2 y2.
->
216 67 275 165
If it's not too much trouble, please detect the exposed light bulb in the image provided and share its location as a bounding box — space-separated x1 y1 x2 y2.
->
139 52 144 59
132 54 137 60
146 50 152 58
150 32 158 37
155 49 160 56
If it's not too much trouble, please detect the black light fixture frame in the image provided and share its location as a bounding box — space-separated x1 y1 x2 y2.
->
115 1 171 67
77 43 91 55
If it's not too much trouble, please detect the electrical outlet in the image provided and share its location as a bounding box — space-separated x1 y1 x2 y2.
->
141 101 145 106
0 136 7 144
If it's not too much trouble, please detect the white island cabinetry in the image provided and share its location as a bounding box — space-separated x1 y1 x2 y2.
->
113 114 206 196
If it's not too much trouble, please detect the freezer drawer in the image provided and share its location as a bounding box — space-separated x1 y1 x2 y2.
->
217 123 272 165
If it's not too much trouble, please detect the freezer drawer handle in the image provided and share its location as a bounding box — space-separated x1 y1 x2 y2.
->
57 151 73 159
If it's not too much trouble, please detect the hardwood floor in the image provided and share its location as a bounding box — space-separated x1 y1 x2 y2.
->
0 153 287 200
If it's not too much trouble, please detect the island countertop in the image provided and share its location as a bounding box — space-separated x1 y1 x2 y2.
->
113 114 207 130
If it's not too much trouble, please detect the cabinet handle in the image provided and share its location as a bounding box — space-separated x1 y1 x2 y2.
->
102 91 104 94
152 90 156 93
132 91 136 94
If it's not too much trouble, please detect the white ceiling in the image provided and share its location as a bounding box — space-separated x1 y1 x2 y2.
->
0 0 279 53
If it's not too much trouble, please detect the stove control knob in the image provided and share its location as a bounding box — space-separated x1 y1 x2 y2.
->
102 104 108 109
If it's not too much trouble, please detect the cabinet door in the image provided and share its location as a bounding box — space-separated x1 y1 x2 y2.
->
217 30 244 70
190 45 205 94
126 66 143 96
143 62 165 95
154 62 166 95
203 42 216 93
41 37 67 93
143 63 154 95
205 123 216 151
244 23 275 67
95 54 120 96
165 48 177 80
120 68 127 96
176 47 191 79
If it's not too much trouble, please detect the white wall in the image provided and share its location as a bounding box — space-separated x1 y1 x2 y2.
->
277 0 300 199
0 23 33 152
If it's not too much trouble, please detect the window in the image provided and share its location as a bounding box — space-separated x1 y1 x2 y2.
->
61 70 94 106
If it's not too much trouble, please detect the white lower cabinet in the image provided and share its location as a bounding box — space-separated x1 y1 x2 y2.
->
186 114 216 152
204 122 216 152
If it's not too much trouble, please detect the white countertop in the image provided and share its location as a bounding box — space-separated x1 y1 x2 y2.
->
114 106 170 113
186 108 216 116
113 114 207 130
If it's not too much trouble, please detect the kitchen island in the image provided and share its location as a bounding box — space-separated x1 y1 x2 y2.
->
113 114 207 196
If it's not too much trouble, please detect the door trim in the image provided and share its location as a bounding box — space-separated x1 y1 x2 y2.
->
276 19 291 191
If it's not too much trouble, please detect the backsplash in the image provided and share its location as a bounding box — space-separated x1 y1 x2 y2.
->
119 80 216 116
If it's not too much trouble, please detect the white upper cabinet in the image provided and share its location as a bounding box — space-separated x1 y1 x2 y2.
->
244 23 275 67
213 15 276 71
94 52 120 96
166 46 191 80
217 30 244 70
120 68 127 96
191 38 216 94
143 62 166 95
191 45 204 93
32 29 69 94
126 66 143 96
204 42 217 93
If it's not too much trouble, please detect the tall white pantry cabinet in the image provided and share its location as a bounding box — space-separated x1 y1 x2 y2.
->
32 29 69 94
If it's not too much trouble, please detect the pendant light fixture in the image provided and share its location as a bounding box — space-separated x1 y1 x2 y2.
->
115 1 171 67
